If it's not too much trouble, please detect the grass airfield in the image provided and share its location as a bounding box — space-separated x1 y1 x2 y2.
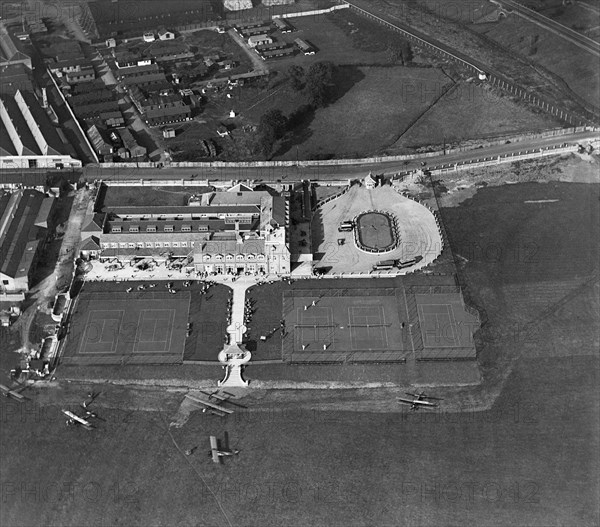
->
1 162 598 526
0 354 597 527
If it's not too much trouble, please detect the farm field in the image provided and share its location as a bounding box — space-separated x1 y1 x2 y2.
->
395 82 563 151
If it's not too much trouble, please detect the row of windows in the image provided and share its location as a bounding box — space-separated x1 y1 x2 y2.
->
111 225 209 233
203 254 265 261
102 241 193 249
99 241 267 260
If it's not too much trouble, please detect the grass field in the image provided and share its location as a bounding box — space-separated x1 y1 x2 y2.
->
0 356 596 527
276 66 452 159
395 82 563 151
356 211 396 250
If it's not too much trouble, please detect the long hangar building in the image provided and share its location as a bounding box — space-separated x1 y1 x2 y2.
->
80 184 291 275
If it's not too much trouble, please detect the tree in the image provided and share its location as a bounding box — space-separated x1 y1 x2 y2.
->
259 109 288 139
254 109 289 158
287 65 305 91
304 61 336 107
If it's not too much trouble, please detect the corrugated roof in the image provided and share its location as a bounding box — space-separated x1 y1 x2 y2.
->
0 95 38 155
0 189 47 279
144 105 190 120
34 197 54 228
0 119 17 156
19 91 64 155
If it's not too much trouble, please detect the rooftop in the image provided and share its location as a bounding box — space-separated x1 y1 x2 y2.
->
0 189 53 280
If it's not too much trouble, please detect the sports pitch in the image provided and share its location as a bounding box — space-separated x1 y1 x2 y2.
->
283 288 410 363
61 290 190 366
282 286 479 363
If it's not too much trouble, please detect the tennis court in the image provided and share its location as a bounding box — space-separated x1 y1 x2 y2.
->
62 289 190 365
417 304 460 347
283 288 409 362
412 292 480 359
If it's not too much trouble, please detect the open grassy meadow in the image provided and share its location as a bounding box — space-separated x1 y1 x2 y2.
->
275 66 452 159
474 16 600 110
395 83 563 151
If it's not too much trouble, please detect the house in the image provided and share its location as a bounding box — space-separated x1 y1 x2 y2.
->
158 29 175 40
217 125 229 137
100 110 125 128
143 32 155 43
163 128 176 138
248 34 273 48
217 60 235 70
117 128 146 159
65 66 95 84
144 105 191 126
258 47 295 60
86 125 113 158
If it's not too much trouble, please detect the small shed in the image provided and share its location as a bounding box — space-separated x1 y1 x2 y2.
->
158 28 175 40
163 128 176 138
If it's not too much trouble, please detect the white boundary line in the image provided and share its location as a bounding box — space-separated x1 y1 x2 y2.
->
348 305 388 350
133 309 175 353
418 303 462 348
445 303 459 346
78 310 123 355
296 305 333 348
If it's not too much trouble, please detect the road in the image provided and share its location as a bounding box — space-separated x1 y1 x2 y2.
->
494 0 600 58
80 130 599 182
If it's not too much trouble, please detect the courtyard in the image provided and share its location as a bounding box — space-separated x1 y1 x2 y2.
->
311 184 443 275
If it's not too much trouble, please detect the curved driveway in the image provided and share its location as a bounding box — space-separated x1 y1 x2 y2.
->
314 185 442 274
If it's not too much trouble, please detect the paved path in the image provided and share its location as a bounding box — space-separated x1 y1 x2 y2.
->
227 28 269 75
